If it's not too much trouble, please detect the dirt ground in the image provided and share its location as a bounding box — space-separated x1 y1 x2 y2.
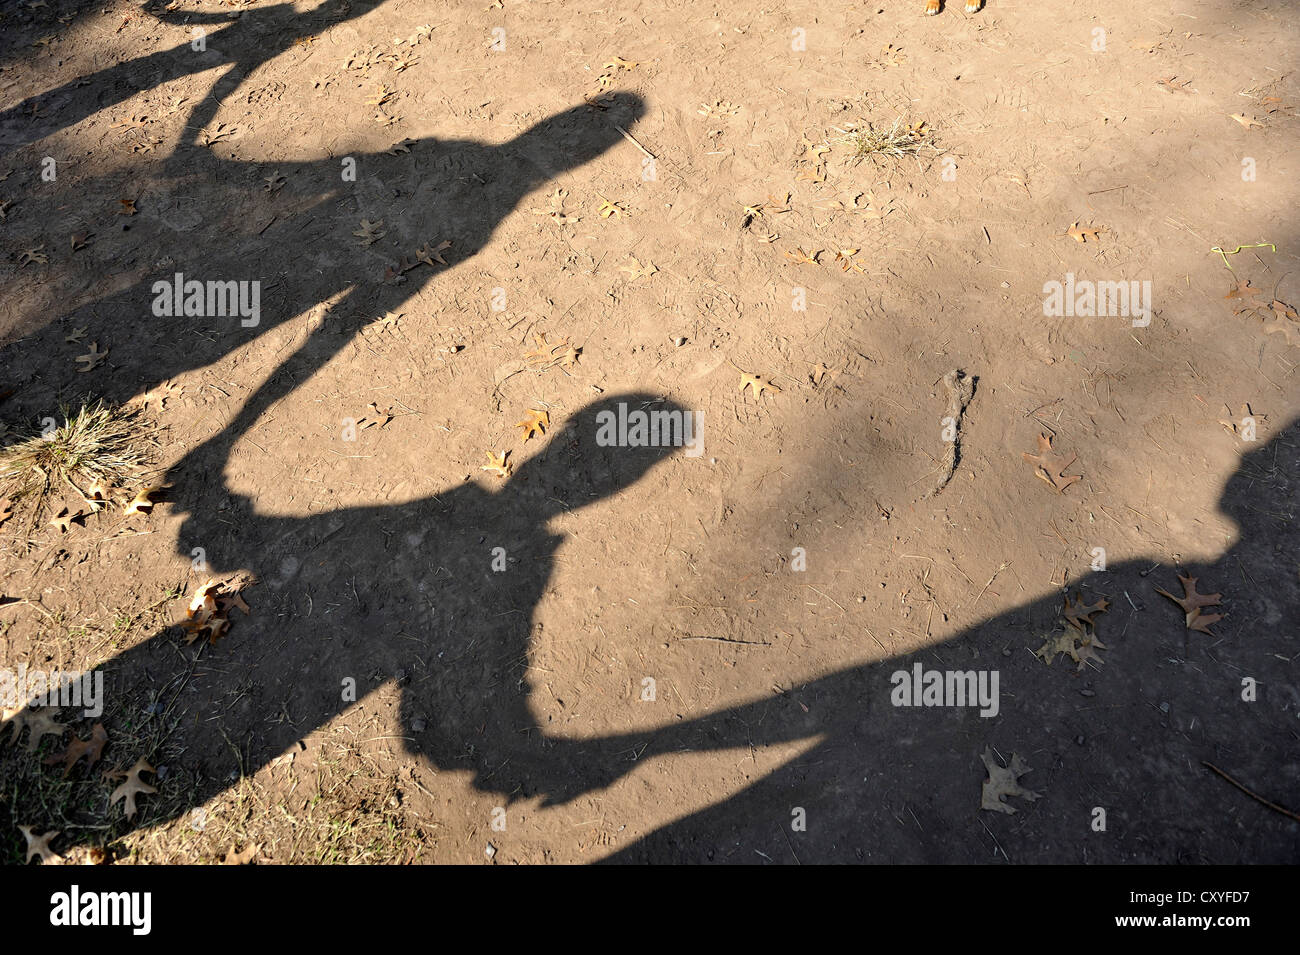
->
1 0 1297 864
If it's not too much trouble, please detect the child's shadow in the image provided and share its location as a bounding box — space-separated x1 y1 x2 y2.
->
88 394 687 836
3 92 646 422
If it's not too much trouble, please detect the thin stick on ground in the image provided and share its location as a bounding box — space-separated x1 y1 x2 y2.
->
1203 761 1300 822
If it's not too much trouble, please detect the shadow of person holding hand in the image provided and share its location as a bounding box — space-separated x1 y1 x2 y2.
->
56 394 688 842
0 0 382 149
585 419 1300 863
4 93 646 424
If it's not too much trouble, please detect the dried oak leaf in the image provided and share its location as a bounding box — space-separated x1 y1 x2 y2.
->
199 123 238 145
620 257 658 281
221 843 261 865
524 333 580 370
44 722 108 778
1261 300 1300 346
739 373 781 398
1063 592 1109 630
180 577 249 645
20 826 61 864
979 747 1041 814
532 188 578 224
1066 221 1103 243
1034 628 1077 666
1155 574 1223 633
515 409 549 442
784 247 820 265
76 342 109 372
17 245 48 267
834 248 865 273
1022 433 1080 494
4 707 66 752
481 450 512 479
49 507 82 533
1225 278 1267 314
415 239 451 266
109 758 157 820
798 135 830 161
124 486 158 515
1074 630 1107 670
117 198 137 216
354 219 386 246
597 198 628 219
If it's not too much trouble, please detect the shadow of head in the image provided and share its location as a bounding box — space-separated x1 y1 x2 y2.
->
479 92 646 182
1217 416 1299 538
502 393 694 520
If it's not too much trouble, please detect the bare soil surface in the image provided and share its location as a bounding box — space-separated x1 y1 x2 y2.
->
1 0 1297 864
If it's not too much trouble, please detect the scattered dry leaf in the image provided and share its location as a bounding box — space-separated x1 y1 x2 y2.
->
354 219 386 246
20 826 61 864
739 373 781 398
17 245 48 267
109 758 158 820
597 198 628 219
481 450 512 478
515 408 549 442
221 843 261 865
1066 221 1103 243
979 747 1040 814
124 486 158 515
1155 574 1223 633
1022 433 1080 494
44 722 108 778
76 342 109 372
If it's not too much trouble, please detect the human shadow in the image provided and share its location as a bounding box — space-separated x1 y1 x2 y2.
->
0 0 382 149
36 393 688 843
3 91 645 428
579 421 1300 863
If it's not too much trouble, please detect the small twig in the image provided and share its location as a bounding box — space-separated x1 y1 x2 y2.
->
1203 762 1300 822
807 585 846 614
973 562 1009 607
679 635 770 646
613 123 655 160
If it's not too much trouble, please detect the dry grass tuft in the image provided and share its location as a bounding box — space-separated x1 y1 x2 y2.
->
0 401 155 515
836 118 940 160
